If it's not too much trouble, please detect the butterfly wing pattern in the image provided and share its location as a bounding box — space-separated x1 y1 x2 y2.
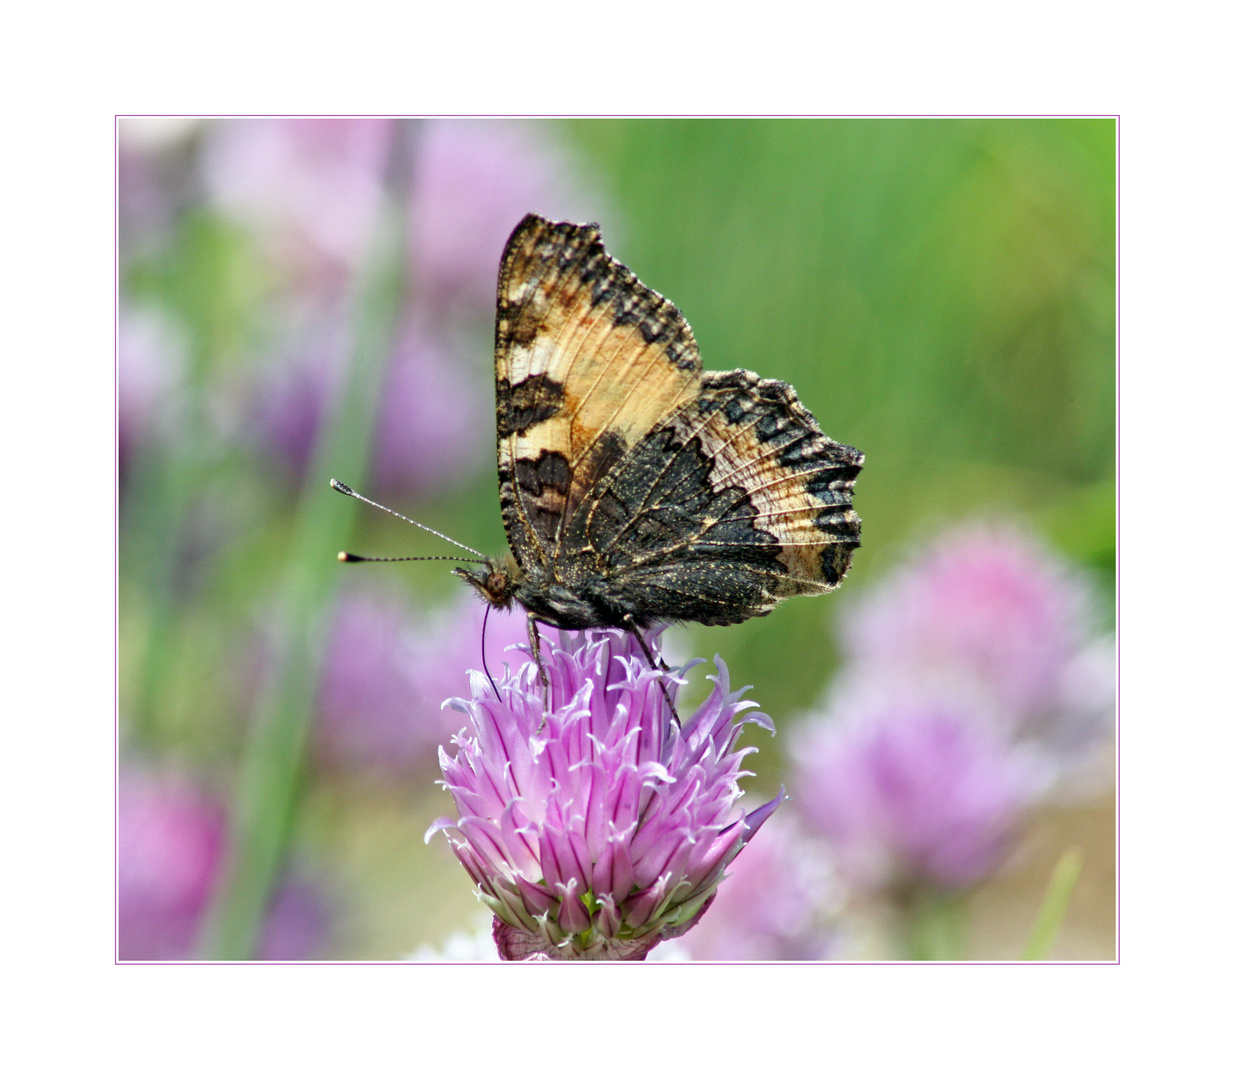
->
457 213 863 631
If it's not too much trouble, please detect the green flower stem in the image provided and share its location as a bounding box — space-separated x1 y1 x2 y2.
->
123 212 254 744
198 135 413 959
124 453 195 744
1021 846 1083 961
899 890 969 961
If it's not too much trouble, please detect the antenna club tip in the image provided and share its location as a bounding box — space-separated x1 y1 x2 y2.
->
330 478 354 495
337 551 354 562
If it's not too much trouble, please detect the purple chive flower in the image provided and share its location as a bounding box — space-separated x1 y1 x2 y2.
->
791 692 1045 896
314 587 531 777
118 769 335 960
428 629 783 961
678 808 839 961
837 523 1114 776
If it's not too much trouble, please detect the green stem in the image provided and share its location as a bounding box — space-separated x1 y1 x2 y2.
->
900 890 969 961
123 458 186 745
1021 846 1083 961
197 129 414 959
122 336 223 745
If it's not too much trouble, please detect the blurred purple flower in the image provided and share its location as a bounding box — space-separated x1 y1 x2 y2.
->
249 316 487 496
409 119 604 315
247 320 346 484
314 587 530 777
118 770 224 960
679 808 839 961
838 523 1113 774
200 118 395 282
791 693 1044 896
117 119 202 257
368 325 488 494
117 306 187 474
257 869 337 962
118 769 335 960
428 629 783 961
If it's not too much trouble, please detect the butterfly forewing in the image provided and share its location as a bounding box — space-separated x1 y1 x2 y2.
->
495 215 704 571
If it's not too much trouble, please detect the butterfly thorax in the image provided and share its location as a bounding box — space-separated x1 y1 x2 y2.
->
455 551 642 630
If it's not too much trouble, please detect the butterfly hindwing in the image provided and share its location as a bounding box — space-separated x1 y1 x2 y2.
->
494 214 703 573
556 369 862 625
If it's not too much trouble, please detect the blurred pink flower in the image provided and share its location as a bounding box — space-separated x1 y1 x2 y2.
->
837 523 1113 775
257 868 337 961
200 118 395 281
200 117 602 314
118 770 224 960
247 322 344 485
117 119 201 256
249 318 487 497
791 694 1045 895
313 587 534 778
117 306 187 473
368 325 488 495
118 769 335 960
679 809 839 961
409 119 604 315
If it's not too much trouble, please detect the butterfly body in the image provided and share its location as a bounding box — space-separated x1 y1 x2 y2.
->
456 214 863 632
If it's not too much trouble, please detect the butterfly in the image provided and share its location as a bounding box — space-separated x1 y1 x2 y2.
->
453 213 863 646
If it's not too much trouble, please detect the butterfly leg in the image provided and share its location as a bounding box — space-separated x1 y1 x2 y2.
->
622 614 681 726
526 614 551 708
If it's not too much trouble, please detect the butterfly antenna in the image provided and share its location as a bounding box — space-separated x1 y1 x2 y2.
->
336 552 485 564
330 478 488 560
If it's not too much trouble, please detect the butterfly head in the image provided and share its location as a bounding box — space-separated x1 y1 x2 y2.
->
453 553 524 611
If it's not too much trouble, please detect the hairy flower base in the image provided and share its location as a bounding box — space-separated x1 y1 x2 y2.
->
428 629 782 961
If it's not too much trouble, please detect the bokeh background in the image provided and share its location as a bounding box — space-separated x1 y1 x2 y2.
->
117 117 1115 961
